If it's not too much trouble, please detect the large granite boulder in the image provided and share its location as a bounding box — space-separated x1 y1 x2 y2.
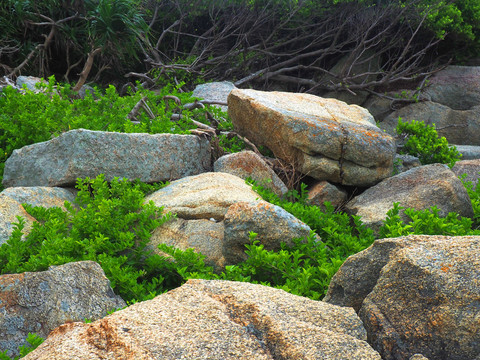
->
0 261 126 358
146 173 316 269
2 129 211 188
24 279 382 360
423 65 480 110
214 150 288 196
344 164 473 234
380 101 480 145
228 89 395 186
1 186 76 212
325 235 480 360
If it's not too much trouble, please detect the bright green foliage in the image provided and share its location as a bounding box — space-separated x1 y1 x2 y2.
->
0 77 240 188
0 175 208 302
460 174 480 227
379 202 480 238
0 333 44 360
396 118 462 167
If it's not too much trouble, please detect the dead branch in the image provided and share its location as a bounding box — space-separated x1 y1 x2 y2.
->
72 47 101 91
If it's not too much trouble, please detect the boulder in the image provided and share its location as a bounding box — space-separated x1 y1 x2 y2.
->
0 261 126 358
325 235 480 360
146 173 316 269
193 81 236 111
454 145 480 160
16 76 45 92
423 65 480 110
214 150 288 196
393 154 421 175
1 186 76 212
380 101 480 145
452 159 480 187
344 164 473 234
24 279 382 360
228 89 395 186
306 181 348 210
0 193 35 245
2 129 211 188
145 172 260 220
223 201 317 264
149 218 226 270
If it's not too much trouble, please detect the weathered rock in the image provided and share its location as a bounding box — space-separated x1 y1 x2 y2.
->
223 201 317 264
409 355 429 360
16 76 45 91
360 236 480 360
228 89 395 186
0 261 126 358
452 159 480 187
423 65 480 110
1 186 76 212
0 193 35 245
214 150 288 196
193 81 236 111
380 101 480 145
307 180 348 210
3 129 211 188
24 279 381 360
344 164 473 234
393 154 421 174
149 218 226 270
454 145 480 160
144 172 261 220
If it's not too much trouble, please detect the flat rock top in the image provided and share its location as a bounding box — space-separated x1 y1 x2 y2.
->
231 89 376 127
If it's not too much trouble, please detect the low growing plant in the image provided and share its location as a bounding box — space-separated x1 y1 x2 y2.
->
396 118 462 167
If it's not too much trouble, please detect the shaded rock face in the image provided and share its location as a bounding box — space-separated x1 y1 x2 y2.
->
145 173 315 269
214 150 288 196
380 101 480 145
2 129 211 188
228 89 395 186
306 180 348 210
24 279 382 360
345 164 474 234
454 145 480 160
0 193 35 245
223 201 316 264
423 65 480 110
326 235 480 360
0 261 126 358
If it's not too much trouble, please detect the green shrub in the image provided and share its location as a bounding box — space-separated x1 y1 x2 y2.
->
460 173 480 227
0 175 218 302
396 118 462 167
0 333 44 360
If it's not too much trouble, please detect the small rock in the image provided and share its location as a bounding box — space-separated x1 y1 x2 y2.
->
307 180 348 210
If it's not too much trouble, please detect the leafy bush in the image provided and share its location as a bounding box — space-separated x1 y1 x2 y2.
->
0 333 44 360
396 118 462 167
0 175 218 302
0 77 240 188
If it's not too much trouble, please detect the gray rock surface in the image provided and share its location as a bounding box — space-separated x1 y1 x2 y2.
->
0 261 125 358
423 65 480 110
228 89 395 186
24 279 381 360
452 159 480 187
144 172 261 220
3 129 211 188
214 150 288 196
454 145 480 159
16 76 45 91
393 154 421 174
193 81 236 111
223 200 317 264
306 180 348 210
380 101 480 145
345 164 474 234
